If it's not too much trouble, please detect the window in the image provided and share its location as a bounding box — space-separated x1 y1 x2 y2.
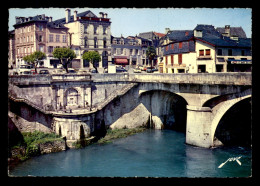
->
48 46 53 53
179 42 182 49
84 37 88 48
31 36 33 42
24 47 26 54
75 48 79 56
199 50 204 56
94 37 98 48
94 26 98 34
28 26 30 32
136 49 138 55
39 45 44 52
39 35 43 42
84 25 88 33
171 55 174 65
206 49 210 56
49 34 53 42
217 49 222 56
63 35 66 43
178 54 182 64
31 47 34 53
24 37 26 42
171 43 174 49
103 27 106 34
103 38 107 48
56 35 60 42
241 50 245 56
130 49 133 55
228 49 233 56
39 25 43 31
27 36 29 42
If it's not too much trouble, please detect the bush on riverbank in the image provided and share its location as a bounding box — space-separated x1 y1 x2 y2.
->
97 127 147 145
10 131 63 161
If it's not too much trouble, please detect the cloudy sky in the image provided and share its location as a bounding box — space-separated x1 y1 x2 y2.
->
8 8 252 38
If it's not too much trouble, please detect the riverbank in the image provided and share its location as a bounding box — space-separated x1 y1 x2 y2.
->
8 131 65 170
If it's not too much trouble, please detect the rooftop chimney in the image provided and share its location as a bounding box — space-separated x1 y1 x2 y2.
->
65 8 71 23
74 10 78 21
49 16 52 22
104 13 107 18
225 25 230 37
99 12 104 18
165 28 170 34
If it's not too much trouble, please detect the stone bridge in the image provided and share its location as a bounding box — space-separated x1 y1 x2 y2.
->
8 73 252 148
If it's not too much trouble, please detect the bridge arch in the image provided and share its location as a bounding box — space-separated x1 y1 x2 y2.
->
139 89 188 131
209 90 251 146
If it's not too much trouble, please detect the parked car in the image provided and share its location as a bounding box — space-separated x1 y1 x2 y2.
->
14 64 32 75
78 69 88 74
68 68 77 73
139 65 146 71
39 70 50 74
133 68 141 73
52 69 66 74
146 66 155 73
116 68 127 73
91 69 98 73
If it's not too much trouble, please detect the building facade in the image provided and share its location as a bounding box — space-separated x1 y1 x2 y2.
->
159 25 252 73
8 30 16 68
111 35 152 67
52 9 112 69
13 14 68 68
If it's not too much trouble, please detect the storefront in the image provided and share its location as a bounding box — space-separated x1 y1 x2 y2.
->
114 56 129 67
227 59 252 72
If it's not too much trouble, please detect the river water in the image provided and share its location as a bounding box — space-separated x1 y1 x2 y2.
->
9 129 252 177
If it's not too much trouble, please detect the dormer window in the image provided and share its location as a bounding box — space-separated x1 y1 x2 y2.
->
194 30 202 37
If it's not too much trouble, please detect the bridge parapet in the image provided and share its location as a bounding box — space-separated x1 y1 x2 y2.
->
91 72 251 85
8 74 92 85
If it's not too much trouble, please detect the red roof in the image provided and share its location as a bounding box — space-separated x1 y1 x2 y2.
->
154 32 166 38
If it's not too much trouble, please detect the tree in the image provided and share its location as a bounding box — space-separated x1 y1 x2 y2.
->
23 51 46 74
146 46 156 67
82 51 101 73
53 47 76 73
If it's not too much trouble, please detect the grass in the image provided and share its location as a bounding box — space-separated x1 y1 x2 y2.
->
97 127 147 145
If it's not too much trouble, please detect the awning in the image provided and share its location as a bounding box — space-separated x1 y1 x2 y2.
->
115 58 128 64
228 59 252 64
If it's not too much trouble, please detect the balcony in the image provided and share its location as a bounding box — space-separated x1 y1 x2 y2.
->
197 55 212 60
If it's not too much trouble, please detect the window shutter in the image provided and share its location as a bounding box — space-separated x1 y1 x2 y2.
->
178 54 182 64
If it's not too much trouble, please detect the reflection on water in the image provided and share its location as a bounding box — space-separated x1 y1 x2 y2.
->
9 129 251 177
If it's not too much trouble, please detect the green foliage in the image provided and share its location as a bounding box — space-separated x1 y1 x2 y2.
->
82 51 101 71
23 51 46 73
14 131 62 160
146 46 156 60
146 46 156 66
53 47 76 72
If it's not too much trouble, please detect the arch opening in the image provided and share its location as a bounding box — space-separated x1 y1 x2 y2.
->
214 97 251 147
139 90 188 133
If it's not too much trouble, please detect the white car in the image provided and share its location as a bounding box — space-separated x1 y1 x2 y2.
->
133 68 141 73
14 65 33 75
